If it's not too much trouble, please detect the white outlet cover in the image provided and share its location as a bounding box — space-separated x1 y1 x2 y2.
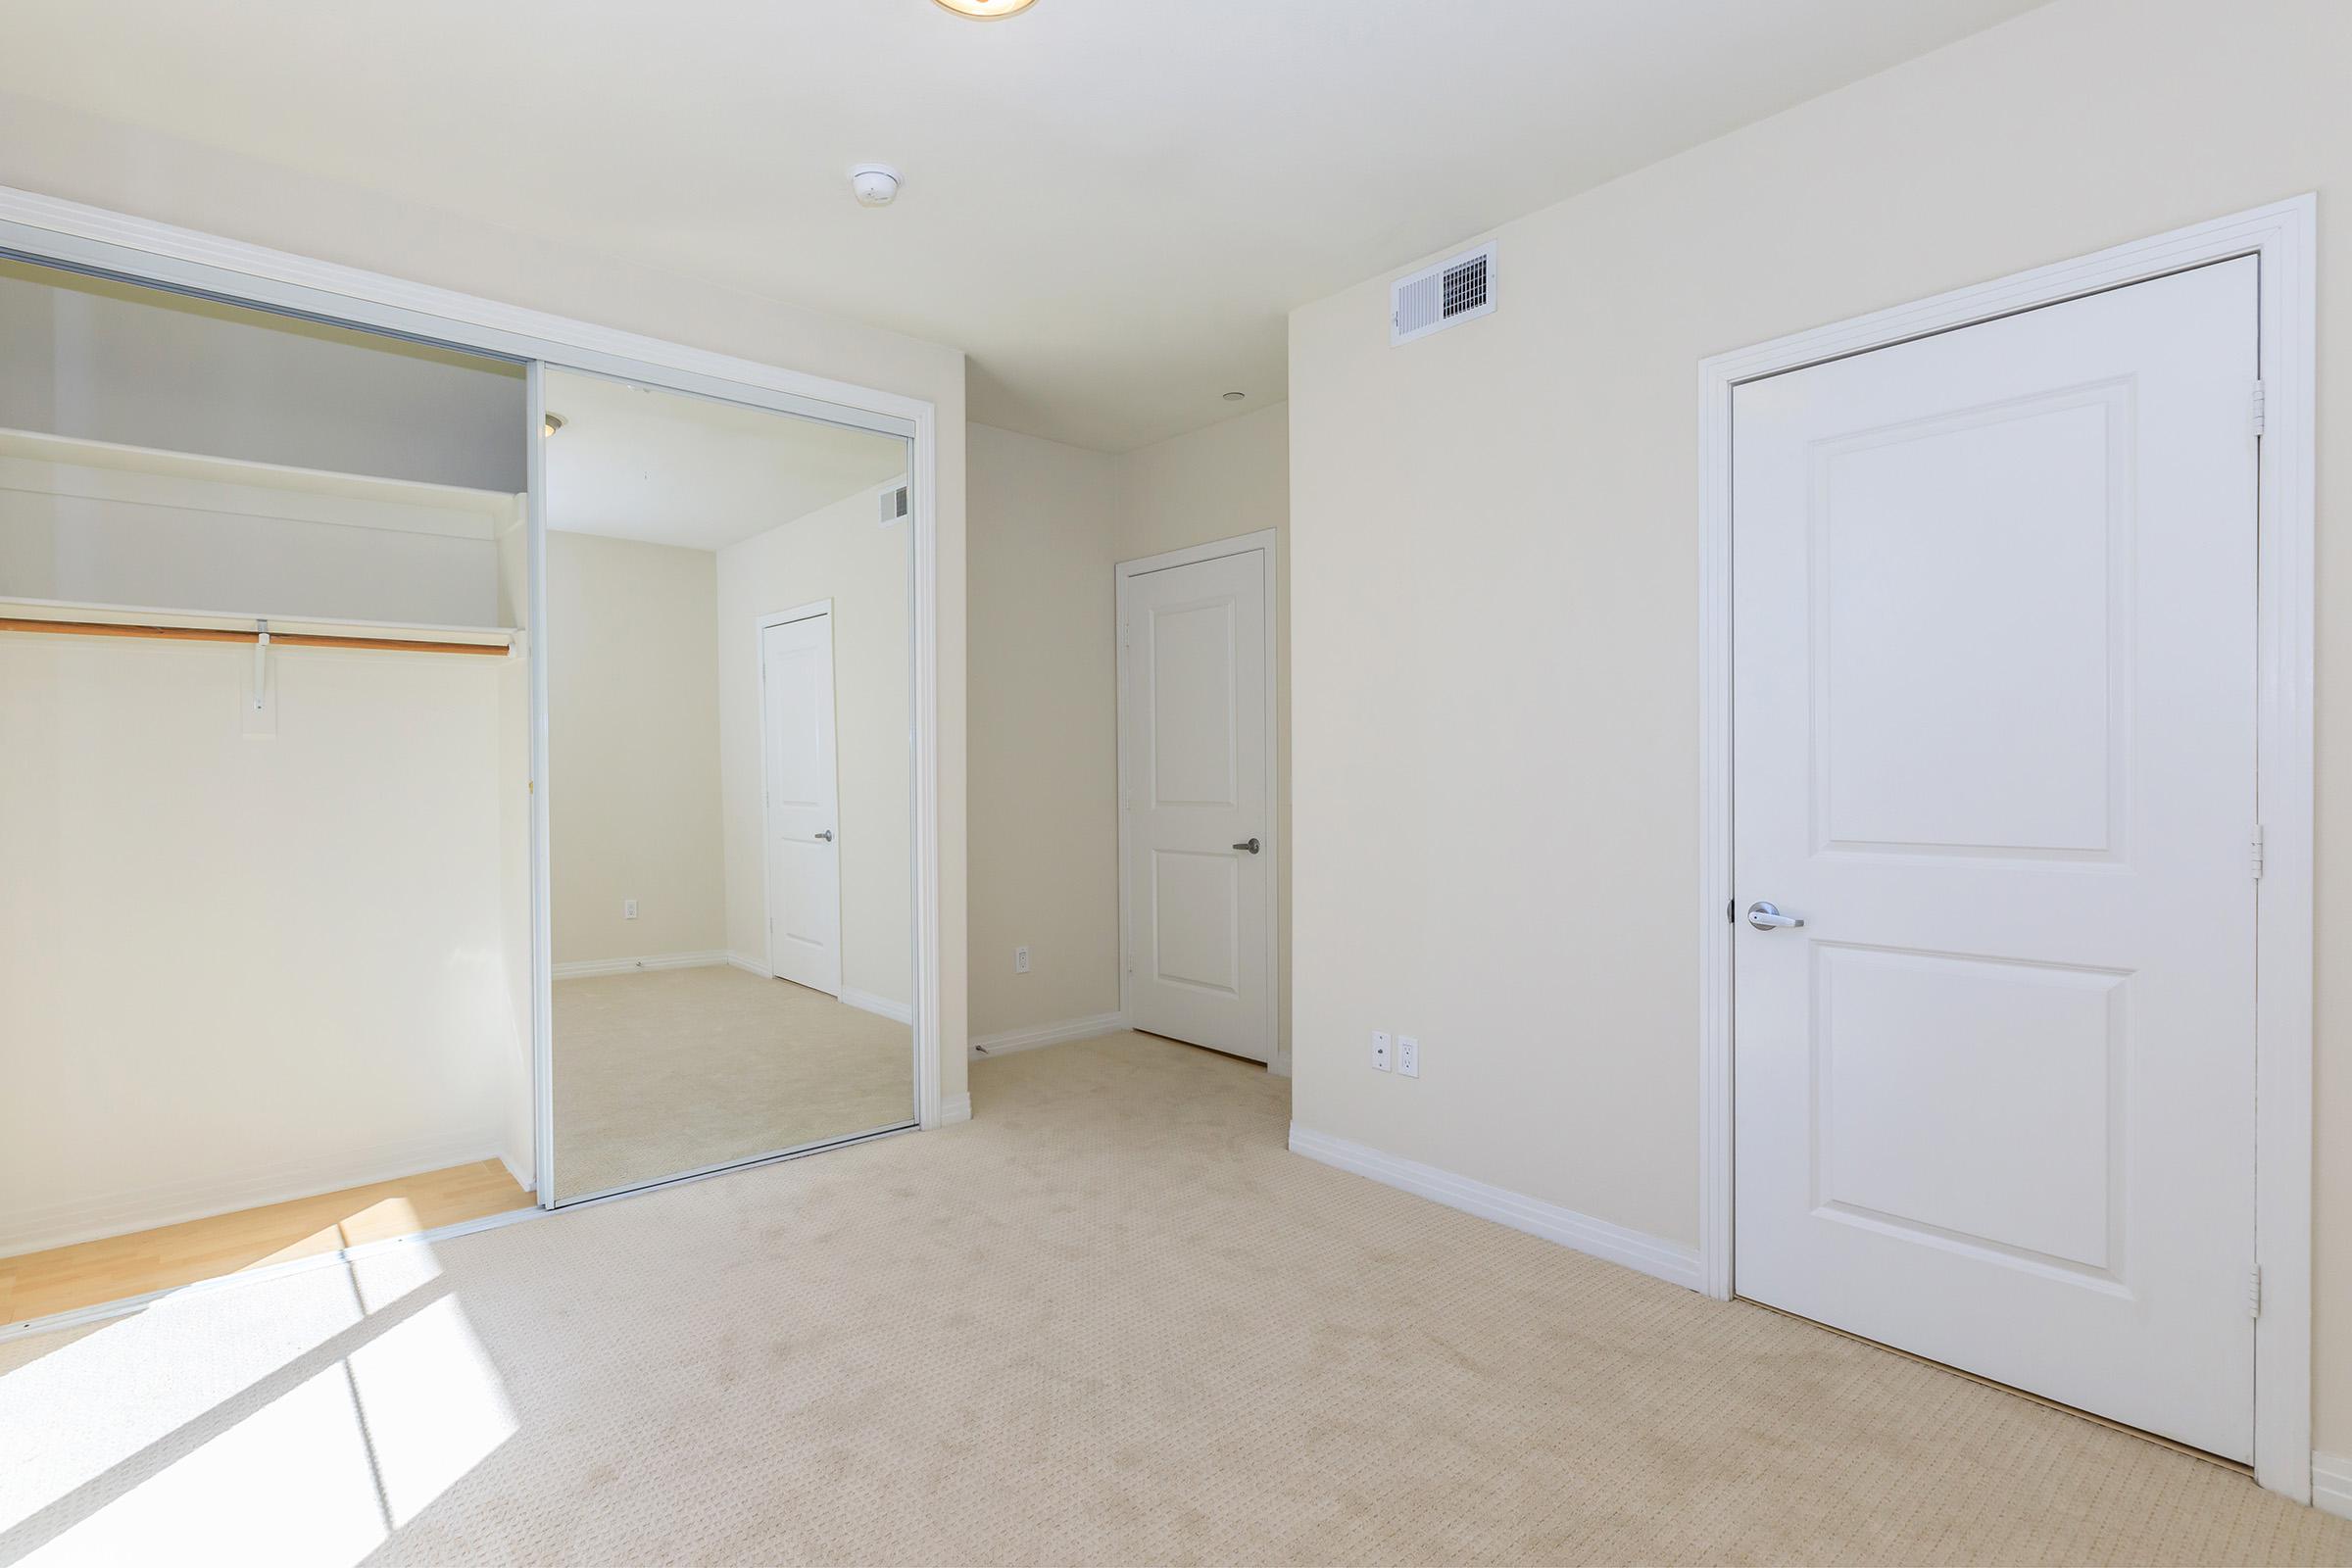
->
1015 945 1031 973
624 899 639 919
1397 1036 1420 1077
1370 1030 1392 1071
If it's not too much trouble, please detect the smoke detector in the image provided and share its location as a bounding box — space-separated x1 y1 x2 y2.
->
849 164 903 208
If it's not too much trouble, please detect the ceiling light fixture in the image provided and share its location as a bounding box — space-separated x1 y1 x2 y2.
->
542 413 566 437
1222 391 1246 402
931 0 1037 18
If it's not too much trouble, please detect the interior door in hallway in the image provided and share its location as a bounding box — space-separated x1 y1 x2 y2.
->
1731 258 2259 1458
1119 544 1273 1062
761 606 842 996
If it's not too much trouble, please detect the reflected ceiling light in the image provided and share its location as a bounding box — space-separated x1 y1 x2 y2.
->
931 0 1037 17
542 414 566 438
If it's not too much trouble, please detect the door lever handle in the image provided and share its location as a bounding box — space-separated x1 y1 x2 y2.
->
1745 901 1802 931
1233 837 1261 855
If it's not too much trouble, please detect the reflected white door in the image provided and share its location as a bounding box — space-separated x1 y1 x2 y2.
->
761 608 841 996
1733 259 2259 1458
1120 547 1272 1061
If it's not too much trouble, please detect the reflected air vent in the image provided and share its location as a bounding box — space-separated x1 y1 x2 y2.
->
878 483 909 525
1392 242 1496 346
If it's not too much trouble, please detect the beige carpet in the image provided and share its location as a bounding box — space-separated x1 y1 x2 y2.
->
552 964 913 1200
3 1032 2346 1565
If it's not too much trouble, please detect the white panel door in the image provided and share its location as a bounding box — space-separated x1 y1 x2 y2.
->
1121 549 1272 1061
1733 259 2259 1458
761 610 841 996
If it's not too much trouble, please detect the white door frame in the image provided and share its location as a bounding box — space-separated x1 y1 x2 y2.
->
0 184 952 1199
1695 196 2317 1500
1115 529 1283 1073
757 600 841 988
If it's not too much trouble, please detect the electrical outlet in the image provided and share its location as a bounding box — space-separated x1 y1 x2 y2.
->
623 898 639 920
1370 1030 1392 1071
1397 1035 1420 1077
1014 945 1031 974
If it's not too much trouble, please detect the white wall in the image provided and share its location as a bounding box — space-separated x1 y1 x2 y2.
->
967 426 1125 1039
717 479 913 1008
545 531 727 968
0 258 524 492
0 91 972 1105
495 588 533 1189
1285 0 2352 1453
0 632 526 1251
496 515 533 1184
965 406 1291 1048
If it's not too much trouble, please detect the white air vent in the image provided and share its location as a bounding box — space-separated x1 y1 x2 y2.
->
878 483 909 525
1392 242 1495 345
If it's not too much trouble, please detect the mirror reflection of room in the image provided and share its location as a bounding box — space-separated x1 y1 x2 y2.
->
543 369 914 1201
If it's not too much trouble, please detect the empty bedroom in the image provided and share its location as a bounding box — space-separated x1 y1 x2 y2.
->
3 1 2351 1564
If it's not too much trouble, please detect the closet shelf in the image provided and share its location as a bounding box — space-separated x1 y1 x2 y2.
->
0 424 522 533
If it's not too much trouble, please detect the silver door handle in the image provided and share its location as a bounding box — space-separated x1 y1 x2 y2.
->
1745 901 1803 931
1233 838 1261 854
815 830 834 842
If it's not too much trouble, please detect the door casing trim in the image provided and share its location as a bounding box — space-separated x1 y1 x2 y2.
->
1114 529 1283 1072
1694 195 2316 1500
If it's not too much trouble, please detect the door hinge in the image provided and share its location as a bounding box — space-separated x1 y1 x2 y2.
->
2251 380 2267 437
2251 823 2266 880
2247 1264 2263 1319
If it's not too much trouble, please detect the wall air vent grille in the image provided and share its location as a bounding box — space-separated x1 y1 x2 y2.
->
1392 242 1497 346
879 483 909 525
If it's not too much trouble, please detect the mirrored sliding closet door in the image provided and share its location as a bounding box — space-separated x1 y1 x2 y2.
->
540 368 916 1201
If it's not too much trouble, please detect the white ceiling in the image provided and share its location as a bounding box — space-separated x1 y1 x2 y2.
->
0 0 2044 452
544 370 906 552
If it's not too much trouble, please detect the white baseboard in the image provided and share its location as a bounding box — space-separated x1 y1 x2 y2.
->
497 1149 536 1197
0 1128 506 1256
939 1092 972 1126
1286 1123 1706 1293
2314 1451 2352 1521
553 951 730 980
840 987 914 1025
970 1010 1127 1058
715 958 914 1025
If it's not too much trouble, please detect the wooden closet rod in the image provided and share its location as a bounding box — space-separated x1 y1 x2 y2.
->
0 616 509 657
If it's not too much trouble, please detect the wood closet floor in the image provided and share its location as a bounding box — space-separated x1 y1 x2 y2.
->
0 1160 531 1326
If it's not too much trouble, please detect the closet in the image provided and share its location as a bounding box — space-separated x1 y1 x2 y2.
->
0 240 931 1328
0 259 534 1321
